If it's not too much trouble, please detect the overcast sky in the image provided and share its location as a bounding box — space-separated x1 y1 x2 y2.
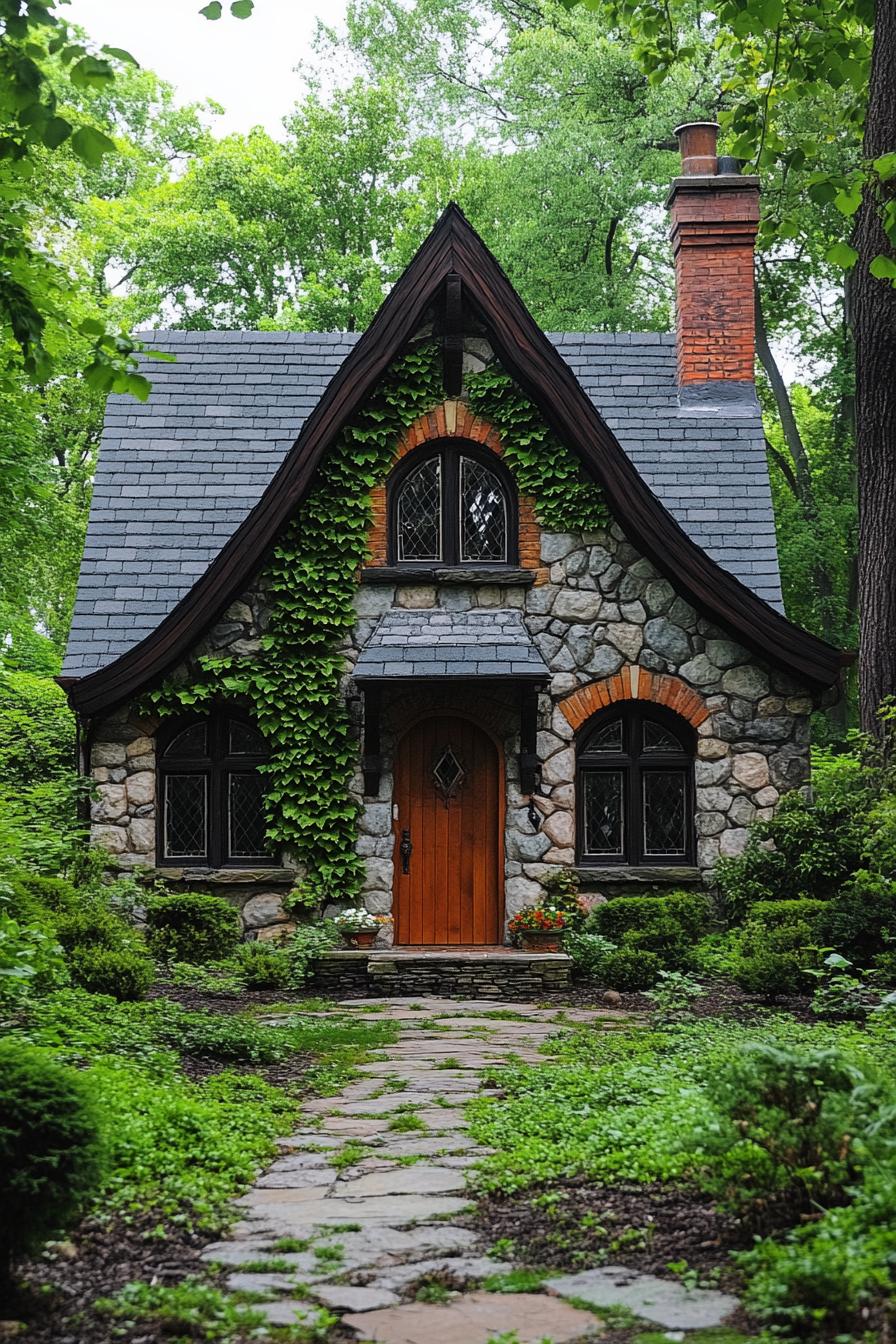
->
65 0 346 137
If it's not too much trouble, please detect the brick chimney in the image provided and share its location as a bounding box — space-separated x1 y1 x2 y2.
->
667 122 760 386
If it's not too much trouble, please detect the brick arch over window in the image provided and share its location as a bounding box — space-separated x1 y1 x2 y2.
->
366 399 544 573
559 666 711 733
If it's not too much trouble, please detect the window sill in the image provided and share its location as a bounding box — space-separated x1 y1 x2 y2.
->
149 866 296 885
575 865 703 885
360 566 535 586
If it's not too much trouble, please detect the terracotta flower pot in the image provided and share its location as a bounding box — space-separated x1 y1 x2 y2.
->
342 928 377 949
519 929 563 953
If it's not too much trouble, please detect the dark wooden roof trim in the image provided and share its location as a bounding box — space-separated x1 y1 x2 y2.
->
68 204 843 715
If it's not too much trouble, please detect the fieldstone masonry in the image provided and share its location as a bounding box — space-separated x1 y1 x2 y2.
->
86 408 818 944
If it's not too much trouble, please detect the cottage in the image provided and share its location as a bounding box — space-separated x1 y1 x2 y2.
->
61 122 843 953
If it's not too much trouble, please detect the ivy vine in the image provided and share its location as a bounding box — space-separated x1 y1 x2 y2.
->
465 364 609 533
144 347 605 902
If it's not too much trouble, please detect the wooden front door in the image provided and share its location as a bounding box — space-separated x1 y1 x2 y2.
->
393 714 502 945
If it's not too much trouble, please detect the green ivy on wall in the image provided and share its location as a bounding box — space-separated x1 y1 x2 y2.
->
145 347 605 903
466 364 609 533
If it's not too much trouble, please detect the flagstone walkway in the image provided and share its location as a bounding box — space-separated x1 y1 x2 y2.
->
200 996 738 1343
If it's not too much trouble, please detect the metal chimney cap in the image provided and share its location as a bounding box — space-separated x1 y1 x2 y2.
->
673 121 721 137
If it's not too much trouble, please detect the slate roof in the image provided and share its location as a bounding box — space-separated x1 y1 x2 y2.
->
353 609 550 681
62 330 783 679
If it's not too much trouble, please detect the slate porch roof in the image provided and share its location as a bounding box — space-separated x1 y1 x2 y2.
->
353 610 550 682
62 329 783 679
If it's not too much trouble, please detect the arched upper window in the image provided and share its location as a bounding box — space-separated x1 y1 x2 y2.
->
576 704 695 866
156 711 272 868
388 444 517 566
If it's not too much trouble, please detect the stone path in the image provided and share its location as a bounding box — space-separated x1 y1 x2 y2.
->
201 997 740 1343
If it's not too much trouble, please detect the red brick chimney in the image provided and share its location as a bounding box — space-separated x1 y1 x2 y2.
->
667 122 760 386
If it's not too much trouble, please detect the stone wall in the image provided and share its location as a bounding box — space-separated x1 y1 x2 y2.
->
310 950 572 999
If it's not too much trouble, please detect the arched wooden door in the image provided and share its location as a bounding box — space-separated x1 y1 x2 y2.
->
393 714 502 945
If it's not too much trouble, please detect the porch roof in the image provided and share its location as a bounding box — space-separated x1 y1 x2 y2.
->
352 608 549 682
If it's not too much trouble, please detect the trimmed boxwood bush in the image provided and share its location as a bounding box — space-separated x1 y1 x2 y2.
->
10 873 79 921
0 1039 105 1287
68 945 154 1000
600 946 662 991
145 892 241 963
55 907 126 953
733 919 818 998
589 891 712 970
233 941 291 989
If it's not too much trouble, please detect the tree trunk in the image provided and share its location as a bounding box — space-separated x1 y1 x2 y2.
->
855 0 896 733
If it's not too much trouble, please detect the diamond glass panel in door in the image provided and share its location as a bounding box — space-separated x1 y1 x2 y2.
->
228 773 267 857
642 720 684 753
397 457 441 561
164 774 207 858
643 771 687 855
229 720 267 755
460 456 507 561
582 771 624 856
583 718 623 753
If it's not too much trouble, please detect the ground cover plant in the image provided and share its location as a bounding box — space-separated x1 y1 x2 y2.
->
468 1009 896 1338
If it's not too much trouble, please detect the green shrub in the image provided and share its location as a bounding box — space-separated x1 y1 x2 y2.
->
540 868 585 928
145 892 241 963
286 920 341 985
747 898 828 931
55 906 125 953
562 930 616 979
0 907 68 1005
68 945 154 1001
600 945 662 991
818 869 896 962
700 1041 879 1223
160 1010 293 1064
589 892 711 970
233 940 291 989
10 873 79 921
739 1165 896 1336
715 755 874 923
732 918 817 998
0 1039 105 1284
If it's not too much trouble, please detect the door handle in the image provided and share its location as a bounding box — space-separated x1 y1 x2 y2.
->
400 827 412 875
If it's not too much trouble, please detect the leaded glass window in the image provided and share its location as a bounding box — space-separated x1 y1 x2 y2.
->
577 706 694 866
157 712 272 867
460 456 507 561
389 445 515 567
582 771 624 856
397 457 442 561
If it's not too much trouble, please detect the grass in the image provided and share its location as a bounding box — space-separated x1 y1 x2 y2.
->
272 1237 310 1253
388 1108 429 1133
435 1056 462 1069
330 1140 369 1171
95 1279 336 1341
482 1267 550 1293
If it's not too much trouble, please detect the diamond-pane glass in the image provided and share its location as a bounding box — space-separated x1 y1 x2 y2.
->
163 722 207 758
432 745 466 802
229 720 267 755
643 771 687 855
397 457 441 560
460 456 507 561
228 772 267 857
582 718 623 754
582 771 624 856
164 774 207 858
642 720 683 753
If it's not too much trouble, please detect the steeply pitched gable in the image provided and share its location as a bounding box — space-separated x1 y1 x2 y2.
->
64 206 843 714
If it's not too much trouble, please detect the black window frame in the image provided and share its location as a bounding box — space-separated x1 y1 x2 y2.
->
387 440 518 568
156 710 274 868
576 703 696 866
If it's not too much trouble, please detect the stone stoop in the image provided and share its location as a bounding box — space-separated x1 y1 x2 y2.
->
310 949 572 1000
